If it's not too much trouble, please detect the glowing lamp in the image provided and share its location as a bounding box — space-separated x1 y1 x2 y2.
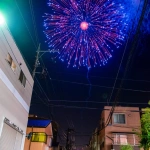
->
0 13 5 25
80 21 88 30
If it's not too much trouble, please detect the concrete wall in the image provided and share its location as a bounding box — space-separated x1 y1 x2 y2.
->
0 26 34 107
0 25 34 149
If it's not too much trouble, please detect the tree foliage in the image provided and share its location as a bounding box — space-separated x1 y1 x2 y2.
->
120 144 133 150
139 101 150 150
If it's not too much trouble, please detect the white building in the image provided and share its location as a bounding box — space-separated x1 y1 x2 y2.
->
0 21 34 149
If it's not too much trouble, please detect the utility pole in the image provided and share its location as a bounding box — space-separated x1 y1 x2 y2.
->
66 128 74 150
32 44 41 79
66 128 69 150
32 44 57 79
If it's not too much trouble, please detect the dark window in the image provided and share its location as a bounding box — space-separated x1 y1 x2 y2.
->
19 70 26 87
113 114 125 124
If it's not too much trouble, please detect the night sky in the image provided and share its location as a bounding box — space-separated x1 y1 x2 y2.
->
1 0 150 148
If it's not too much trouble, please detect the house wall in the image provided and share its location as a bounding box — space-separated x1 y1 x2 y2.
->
0 25 34 150
24 123 53 150
99 106 141 150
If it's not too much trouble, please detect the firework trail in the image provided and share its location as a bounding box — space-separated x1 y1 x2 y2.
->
44 0 128 68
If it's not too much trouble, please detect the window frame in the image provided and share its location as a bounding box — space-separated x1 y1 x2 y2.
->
113 113 126 124
31 132 47 143
19 70 26 87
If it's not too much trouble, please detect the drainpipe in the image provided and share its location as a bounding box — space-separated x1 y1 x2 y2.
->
29 126 33 150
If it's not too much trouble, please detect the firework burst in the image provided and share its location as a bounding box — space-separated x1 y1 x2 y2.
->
44 0 128 68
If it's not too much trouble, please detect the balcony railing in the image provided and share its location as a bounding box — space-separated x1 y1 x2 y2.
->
112 133 140 146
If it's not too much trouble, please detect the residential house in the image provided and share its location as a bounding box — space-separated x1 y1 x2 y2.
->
0 20 34 149
99 106 141 150
24 116 53 150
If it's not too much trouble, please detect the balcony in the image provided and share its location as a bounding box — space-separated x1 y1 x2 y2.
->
111 133 140 150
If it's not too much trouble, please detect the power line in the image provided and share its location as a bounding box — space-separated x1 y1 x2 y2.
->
34 77 51 103
107 22 133 105
49 78 150 93
29 0 39 46
31 103 102 110
46 71 150 83
14 0 37 49
100 0 148 136
14 0 53 109
40 57 56 95
91 0 148 137
40 100 149 105
30 101 149 110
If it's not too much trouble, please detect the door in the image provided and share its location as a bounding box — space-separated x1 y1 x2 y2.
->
0 123 23 150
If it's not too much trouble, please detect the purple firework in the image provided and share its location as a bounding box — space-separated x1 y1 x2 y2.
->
44 0 128 68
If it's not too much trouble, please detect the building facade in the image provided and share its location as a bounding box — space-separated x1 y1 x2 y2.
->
24 117 53 150
0 23 34 149
99 106 141 150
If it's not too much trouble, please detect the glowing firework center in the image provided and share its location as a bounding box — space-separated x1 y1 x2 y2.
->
80 22 89 30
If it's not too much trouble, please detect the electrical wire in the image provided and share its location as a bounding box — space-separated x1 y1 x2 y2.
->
14 0 37 49
16 0 57 120
40 57 56 96
0 18 51 109
31 103 105 110
107 22 131 105
29 0 39 46
45 71 150 84
13 0 149 144
49 78 150 93
35 77 51 102
37 100 149 105
0 28 34 88
31 102 149 110
93 0 149 136
104 0 144 126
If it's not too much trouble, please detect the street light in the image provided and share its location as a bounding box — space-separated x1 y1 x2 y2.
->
0 12 5 25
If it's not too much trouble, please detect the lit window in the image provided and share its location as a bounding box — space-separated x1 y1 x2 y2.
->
114 134 127 144
31 132 47 143
11 61 17 71
6 53 12 65
19 70 26 87
6 53 17 72
113 114 125 124
120 135 127 144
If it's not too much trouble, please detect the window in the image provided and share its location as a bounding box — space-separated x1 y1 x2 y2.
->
31 132 47 143
6 53 17 72
113 114 125 124
120 135 127 144
19 70 26 87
